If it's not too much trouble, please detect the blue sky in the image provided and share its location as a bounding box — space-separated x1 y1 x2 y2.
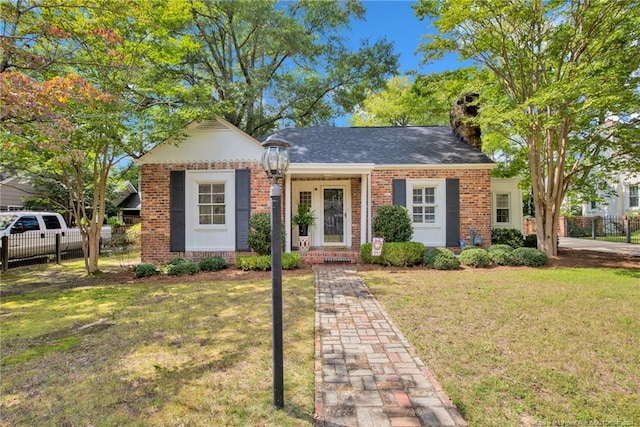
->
350 0 464 75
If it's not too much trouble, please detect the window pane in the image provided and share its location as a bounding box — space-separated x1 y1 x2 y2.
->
199 183 211 194
424 206 435 223
299 191 312 209
497 209 510 223
496 194 509 208
199 194 211 204
412 188 422 204
424 188 435 204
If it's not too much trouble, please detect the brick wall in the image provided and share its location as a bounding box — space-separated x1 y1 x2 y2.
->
141 162 492 264
140 161 271 264
370 168 493 248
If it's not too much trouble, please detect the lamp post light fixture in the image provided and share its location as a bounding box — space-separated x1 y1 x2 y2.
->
261 135 290 409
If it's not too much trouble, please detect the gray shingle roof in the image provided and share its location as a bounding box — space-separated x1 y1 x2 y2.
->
263 126 493 165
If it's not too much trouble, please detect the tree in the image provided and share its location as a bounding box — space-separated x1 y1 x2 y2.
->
1 0 195 273
416 0 640 256
176 0 399 136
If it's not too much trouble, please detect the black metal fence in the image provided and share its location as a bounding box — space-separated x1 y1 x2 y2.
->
566 216 640 244
1 234 87 271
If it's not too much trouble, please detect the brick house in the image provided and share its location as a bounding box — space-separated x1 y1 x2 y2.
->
138 117 521 264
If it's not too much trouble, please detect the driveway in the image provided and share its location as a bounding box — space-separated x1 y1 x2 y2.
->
559 237 640 257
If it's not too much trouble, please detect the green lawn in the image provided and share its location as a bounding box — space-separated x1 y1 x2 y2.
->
362 266 640 426
0 259 316 426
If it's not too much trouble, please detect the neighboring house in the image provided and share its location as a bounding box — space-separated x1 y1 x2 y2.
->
138 117 520 264
582 173 640 217
113 181 141 225
0 173 35 211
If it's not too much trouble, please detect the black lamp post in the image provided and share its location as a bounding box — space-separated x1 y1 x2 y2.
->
261 135 290 409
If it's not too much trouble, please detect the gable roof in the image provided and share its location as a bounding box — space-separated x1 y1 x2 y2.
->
138 117 263 164
264 126 494 166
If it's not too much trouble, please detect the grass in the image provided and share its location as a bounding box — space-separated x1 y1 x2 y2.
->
361 266 640 426
0 257 316 426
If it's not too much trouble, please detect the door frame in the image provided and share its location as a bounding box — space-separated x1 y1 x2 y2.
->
290 179 351 248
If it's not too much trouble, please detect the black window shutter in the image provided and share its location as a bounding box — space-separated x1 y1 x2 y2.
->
446 178 460 247
235 169 251 251
170 171 186 252
392 179 406 206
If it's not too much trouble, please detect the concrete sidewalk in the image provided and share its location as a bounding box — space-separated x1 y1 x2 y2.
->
313 266 467 427
559 237 640 257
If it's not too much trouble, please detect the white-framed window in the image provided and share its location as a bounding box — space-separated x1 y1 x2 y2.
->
495 193 510 223
630 185 639 208
299 191 312 210
412 186 436 224
198 183 225 225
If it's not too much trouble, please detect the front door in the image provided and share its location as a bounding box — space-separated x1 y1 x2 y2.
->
322 186 345 246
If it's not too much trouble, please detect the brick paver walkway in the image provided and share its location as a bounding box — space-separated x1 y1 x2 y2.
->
313 266 467 427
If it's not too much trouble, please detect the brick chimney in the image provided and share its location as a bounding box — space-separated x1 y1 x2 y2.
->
450 93 481 150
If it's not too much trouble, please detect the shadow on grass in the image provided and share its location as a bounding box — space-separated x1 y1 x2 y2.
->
1 274 316 426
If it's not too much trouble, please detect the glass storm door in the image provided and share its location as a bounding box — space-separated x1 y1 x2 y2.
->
322 188 345 245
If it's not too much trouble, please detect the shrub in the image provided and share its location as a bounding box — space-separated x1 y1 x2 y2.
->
167 257 188 265
459 248 492 268
491 228 525 248
282 252 302 270
167 259 199 275
247 213 273 255
360 242 424 266
489 249 516 266
424 248 460 270
199 256 227 272
247 213 286 256
488 244 514 253
512 247 549 267
134 262 159 278
236 255 271 271
126 223 142 248
488 246 517 266
523 234 538 248
373 206 413 243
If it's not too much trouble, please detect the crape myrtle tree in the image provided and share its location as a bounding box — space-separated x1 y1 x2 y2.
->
1 0 197 273
416 0 640 256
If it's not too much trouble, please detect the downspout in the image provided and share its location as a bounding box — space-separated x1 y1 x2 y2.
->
367 173 372 243
285 173 292 253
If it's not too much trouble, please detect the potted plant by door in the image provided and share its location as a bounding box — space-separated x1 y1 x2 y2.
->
292 204 315 251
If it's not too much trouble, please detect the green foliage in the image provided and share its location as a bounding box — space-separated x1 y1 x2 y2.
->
373 206 413 243
523 234 538 248
424 247 460 270
292 204 315 227
247 213 275 256
236 255 271 271
133 262 160 278
459 248 492 268
236 253 301 271
511 248 549 267
198 256 227 272
166 259 199 275
491 228 525 248
488 244 515 253
360 242 425 267
488 244 516 266
416 0 640 256
126 223 142 248
282 253 302 270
